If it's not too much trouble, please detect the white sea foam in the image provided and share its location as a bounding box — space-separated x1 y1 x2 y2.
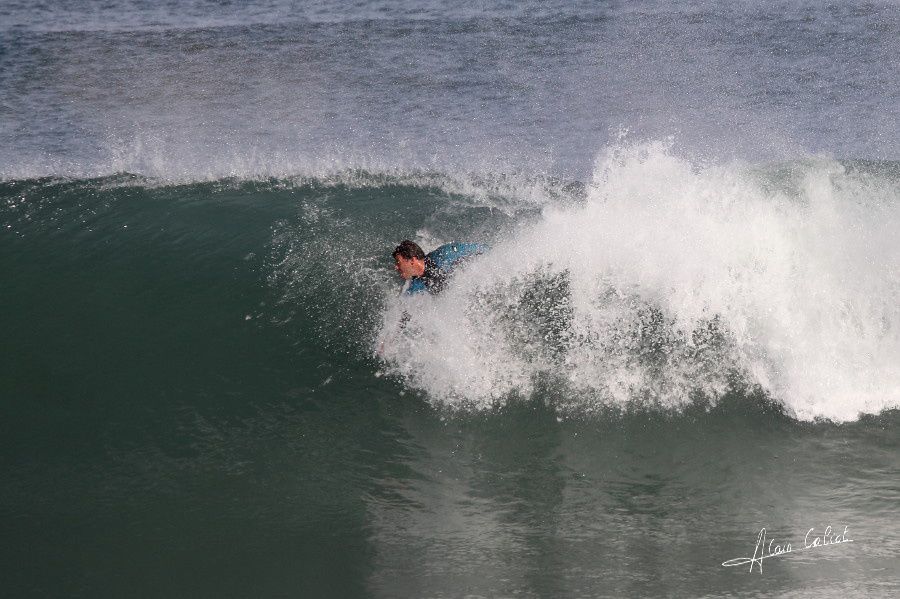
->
377 141 900 422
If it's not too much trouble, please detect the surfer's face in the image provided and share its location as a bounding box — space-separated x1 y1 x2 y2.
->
394 256 424 279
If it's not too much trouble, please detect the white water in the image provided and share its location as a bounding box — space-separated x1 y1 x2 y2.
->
378 141 900 422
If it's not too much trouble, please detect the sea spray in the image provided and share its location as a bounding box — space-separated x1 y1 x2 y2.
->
377 142 900 421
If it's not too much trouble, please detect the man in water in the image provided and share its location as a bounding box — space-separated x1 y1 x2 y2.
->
377 239 487 356
392 239 487 294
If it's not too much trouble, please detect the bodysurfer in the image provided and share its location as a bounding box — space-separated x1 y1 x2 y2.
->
377 239 487 357
392 239 487 295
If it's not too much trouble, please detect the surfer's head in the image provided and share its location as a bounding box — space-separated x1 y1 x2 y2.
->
392 240 426 279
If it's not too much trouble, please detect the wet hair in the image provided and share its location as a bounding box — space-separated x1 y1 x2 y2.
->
392 240 425 260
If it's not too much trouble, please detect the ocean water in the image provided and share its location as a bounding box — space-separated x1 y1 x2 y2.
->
2 1 899 597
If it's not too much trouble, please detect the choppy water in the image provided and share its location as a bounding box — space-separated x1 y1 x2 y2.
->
2 1 899 597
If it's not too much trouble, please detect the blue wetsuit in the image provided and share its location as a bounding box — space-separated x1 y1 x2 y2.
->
406 242 487 295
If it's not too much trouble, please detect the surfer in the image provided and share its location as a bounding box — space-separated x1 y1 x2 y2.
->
377 240 487 356
377 239 486 357
392 239 487 294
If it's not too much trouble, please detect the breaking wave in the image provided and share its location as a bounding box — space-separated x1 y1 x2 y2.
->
376 141 900 422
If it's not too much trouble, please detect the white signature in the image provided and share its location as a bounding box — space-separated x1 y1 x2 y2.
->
722 526 854 573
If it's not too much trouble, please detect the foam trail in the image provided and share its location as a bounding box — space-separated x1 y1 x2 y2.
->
378 141 900 422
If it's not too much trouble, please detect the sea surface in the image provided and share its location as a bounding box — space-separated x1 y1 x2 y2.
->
2 1 899 597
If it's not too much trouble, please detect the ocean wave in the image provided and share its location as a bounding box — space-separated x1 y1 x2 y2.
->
4 141 899 422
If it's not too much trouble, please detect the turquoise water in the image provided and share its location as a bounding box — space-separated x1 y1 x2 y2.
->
2 1 900 596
